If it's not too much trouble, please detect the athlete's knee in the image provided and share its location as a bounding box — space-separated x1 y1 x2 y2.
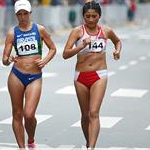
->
12 110 23 121
24 111 35 121
81 114 89 122
89 110 99 120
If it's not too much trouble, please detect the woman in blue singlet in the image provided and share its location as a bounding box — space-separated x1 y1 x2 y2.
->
2 0 56 149
63 1 122 149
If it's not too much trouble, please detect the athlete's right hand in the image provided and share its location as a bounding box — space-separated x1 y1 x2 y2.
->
82 37 91 47
8 55 18 63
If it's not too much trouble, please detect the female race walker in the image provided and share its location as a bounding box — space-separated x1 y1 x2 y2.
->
2 0 56 149
63 1 121 149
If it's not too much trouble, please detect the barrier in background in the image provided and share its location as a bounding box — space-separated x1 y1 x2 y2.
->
0 7 5 38
0 4 150 37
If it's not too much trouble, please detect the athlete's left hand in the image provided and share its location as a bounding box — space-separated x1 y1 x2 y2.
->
113 50 120 60
35 59 46 68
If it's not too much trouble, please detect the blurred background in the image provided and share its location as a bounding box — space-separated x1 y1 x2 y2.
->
0 0 150 39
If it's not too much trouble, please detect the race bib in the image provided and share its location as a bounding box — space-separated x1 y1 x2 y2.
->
89 38 106 52
17 36 38 56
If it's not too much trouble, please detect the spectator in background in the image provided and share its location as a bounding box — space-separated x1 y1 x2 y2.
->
69 8 77 27
68 0 78 5
62 0 69 6
126 0 137 22
51 0 63 5
5 0 14 6
41 0 51 6
77 0 85 5
0 0 5 6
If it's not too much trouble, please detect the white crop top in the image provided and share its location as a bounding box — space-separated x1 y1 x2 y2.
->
75 25 107 55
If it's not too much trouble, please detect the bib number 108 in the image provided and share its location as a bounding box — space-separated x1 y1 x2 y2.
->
19 44 36 51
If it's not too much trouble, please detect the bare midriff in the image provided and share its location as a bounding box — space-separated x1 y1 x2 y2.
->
76 52 107 72
14 55 42 74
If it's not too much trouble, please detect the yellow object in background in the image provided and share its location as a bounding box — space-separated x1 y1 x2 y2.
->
42 0 51 6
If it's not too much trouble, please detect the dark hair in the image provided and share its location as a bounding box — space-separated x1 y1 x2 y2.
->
83 1 101 16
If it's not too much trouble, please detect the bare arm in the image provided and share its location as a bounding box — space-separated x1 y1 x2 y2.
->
2 30 15 66
63 27 90 59
105 27 122 60
35 25 56 68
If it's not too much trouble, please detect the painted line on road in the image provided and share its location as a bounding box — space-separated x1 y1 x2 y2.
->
0 144 149 150
108 71 116 77
56 85 75 95
43 72 57 78
118 65 128 70
138 35 150 40
71 117 123 128
0 143 50 149
0 114 53 125
0 86 8 92
118 34 130 40
129 60 138 66
97 148 150 150
0 130 2 133
139 56 147 61
145 123 150 131
57 145 76 149
111 88 149 98
118 52 150 72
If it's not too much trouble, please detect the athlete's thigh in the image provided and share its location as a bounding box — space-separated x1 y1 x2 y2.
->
90 77 108 111
24 79 42 113
7 72 25 111
74 81 90 114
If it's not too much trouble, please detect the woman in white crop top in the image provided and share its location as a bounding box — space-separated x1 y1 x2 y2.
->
63 1 121 149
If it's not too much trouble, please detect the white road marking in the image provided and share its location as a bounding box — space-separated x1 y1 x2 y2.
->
72 117 123 128
138 35 150 40
99 148 150 150
139 56 147 61
56 86 75 95
0 114 53 125
108 71 116 77
111 88 149 98
129 60 138 65
0 130 2 133
118 65 128 70
119 34 130 40
57 145 76 149
0 86 8 92
145 125 150 130
0 143 50 149
0 144 149 150
43 72 57 78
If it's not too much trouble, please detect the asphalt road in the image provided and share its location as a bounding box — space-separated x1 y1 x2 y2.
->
0 23 150 149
